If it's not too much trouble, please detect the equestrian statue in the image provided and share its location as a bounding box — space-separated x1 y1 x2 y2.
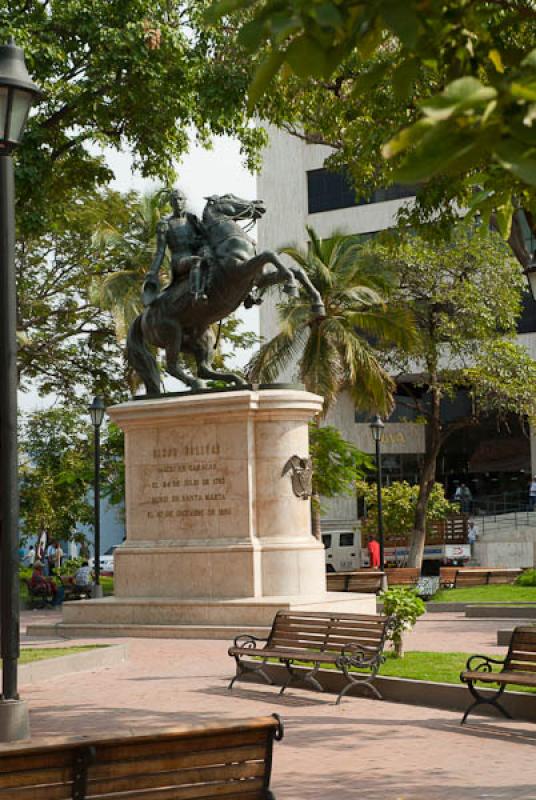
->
127 190 325 394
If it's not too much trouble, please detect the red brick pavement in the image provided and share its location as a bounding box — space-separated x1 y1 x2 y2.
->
12 611 536 799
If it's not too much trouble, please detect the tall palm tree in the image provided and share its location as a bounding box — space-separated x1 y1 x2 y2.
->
248 227 415 416
92 190 168 341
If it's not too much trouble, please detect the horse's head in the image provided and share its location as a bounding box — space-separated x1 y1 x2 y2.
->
202 194 265 225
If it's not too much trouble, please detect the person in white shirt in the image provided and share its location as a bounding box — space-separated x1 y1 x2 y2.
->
74 562 94 590
467 520 478 554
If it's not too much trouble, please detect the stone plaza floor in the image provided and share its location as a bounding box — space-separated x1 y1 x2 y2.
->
14 611 536 799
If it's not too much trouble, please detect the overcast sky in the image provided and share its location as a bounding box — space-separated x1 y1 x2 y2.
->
20 136 260 409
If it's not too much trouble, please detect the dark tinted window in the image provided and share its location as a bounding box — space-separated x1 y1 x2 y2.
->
307 168 417 214
517 291 536 334
322 535 332 549
339 533 354 547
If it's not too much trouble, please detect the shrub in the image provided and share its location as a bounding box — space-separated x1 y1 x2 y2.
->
516 569 536 587
381 587 426 658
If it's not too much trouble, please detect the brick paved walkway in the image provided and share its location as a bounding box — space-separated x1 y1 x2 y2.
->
14 611 536 799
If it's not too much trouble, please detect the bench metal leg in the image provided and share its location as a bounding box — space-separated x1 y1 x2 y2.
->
336 663 383 705
279 660 324 695
228 656 273 690
461 681 511 724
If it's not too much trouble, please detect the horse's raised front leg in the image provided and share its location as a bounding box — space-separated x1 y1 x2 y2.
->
163 322 207 390
255 263 325 317
247 251 299 297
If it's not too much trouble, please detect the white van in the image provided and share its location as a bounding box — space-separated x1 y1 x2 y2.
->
322 529 360 572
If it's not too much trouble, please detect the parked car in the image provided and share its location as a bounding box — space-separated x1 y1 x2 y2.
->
89 545 118 575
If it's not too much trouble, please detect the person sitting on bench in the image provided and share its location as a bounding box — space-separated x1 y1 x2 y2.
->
74 561 95 594
30 561 62 605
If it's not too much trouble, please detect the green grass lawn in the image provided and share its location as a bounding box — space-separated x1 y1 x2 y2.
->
7 646 107 665
19 573 114 607
268 650 536 693
431 585 536 603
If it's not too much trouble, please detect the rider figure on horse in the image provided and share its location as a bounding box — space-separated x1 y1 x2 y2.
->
142 188 212 307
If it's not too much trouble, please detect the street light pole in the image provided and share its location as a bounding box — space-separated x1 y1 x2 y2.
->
370 416 386 587
0 39 41 742
89 397 105 598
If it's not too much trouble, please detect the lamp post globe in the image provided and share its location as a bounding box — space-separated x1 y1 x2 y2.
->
0 39 42 151
88 396 105 598
0 39 41 742
369 415 386 579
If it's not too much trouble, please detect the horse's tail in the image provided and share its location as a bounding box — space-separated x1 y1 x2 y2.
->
127 314 161 395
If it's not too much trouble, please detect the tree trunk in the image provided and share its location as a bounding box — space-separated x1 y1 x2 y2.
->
394 636 404 658
407 380 442 569
311 495 322 540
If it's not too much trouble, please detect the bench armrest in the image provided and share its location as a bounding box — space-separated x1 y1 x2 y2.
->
336 643 379 669
232 633 269 649
465 654 506 672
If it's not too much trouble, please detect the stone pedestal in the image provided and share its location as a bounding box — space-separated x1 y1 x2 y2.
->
56 389 374 638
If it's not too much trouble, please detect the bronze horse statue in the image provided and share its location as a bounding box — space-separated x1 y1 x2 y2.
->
127 193 325 393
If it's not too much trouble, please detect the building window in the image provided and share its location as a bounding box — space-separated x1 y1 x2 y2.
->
307 168 417 214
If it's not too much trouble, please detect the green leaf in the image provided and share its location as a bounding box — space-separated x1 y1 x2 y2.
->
285 35 330 79
205 0 259 22
247 49 285 110
313 3 344 31
392 58 419 101
381 0 419 48
522 48 536 70
495 140 536 187
237 19 267 49
420 77 497 121
382 119 434 159
511 81 536 103
488 49 504 74
351 60 390 96
393 126 482 182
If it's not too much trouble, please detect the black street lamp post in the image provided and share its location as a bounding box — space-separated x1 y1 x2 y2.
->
0 39 41 742
89 396 105 598
525 253 536 302
370 416 386 577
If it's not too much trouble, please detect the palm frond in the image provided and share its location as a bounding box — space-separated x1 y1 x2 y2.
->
246 327 307 383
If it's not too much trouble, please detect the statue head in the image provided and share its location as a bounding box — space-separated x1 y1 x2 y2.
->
169 188 187 216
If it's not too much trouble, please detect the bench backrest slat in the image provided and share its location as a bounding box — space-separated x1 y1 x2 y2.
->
0 718 280 800
270 612 390 655
505 627 536 673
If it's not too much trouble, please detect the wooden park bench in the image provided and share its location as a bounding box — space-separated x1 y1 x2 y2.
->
228 610 393 705
454 567 522 588
58 575 93 601
24 577 55 609
460 625 536 723
0 715 284 800
326 570 384 594
384 567 420 587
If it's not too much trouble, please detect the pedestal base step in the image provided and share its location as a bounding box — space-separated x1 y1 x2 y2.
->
28 592 376 640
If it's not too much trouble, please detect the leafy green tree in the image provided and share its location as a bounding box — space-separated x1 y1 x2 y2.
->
93 191 166 341
381 587 425 657
20 408 128 548
19 408 94 547
357 481 457 542
209 0 536 255
4 0 263 238
17 188 132 402
309 424 372 539
247 228 416 414
366 225 536 566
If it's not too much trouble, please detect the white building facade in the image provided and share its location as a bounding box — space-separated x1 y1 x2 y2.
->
256 126 536 533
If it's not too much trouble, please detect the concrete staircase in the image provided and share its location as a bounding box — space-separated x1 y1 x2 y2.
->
473 512 536 568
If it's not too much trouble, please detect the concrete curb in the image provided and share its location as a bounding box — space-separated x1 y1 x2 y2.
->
245 663 536 722
465 605 536 618
19 644 128 685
